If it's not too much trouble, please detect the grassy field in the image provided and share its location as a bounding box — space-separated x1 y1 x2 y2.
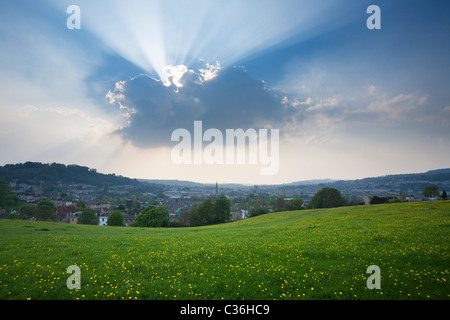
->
0 201 448 300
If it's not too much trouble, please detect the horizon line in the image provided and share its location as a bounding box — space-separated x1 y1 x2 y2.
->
1 161 449 187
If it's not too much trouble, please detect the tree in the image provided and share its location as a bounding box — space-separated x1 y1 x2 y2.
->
175 208 190 226
214 195 231 223
287 198 304 211
423 185 439 198
189 199 215 226
273 198 287 212
35 205 57 221
248 196 268 216
5 212 20 219
76 199 87 211
77 208 99 225
188 205 203 226
370 196 389 205
0 180 19 210
38 198 56 211
308 188 347 209
132 205 169 228
35 198 58 221
442 190 448 200
107 210 124 226
189 197 231 226
188 205 204 226
125 199 141 213
19 204 36 217
57 204 77 220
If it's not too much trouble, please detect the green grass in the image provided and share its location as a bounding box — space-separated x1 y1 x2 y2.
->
0 201 448 300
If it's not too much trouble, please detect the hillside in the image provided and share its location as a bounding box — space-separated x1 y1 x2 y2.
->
329 168 450 187
0 201 448 300
0 162 169 202
0 162 139 187
1 162 449 194
255 168 450 199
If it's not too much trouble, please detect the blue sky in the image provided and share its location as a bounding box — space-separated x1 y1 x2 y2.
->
0 0 449 184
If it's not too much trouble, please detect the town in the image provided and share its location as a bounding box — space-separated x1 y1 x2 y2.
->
1 162 449 227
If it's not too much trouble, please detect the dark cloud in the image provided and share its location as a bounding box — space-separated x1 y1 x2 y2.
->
107 66 302 148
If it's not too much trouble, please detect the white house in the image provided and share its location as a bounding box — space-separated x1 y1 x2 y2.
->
99 215 109 226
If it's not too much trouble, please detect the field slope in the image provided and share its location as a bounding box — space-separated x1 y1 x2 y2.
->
0 201 449 300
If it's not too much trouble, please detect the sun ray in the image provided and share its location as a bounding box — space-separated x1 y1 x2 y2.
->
49 0 345 82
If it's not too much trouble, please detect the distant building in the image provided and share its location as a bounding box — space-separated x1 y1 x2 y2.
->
123 215 136 227
231 210 241 221
88 202 111 216
363 195 372 205
69 211 81 224
231 209 249 221
99 215 109 226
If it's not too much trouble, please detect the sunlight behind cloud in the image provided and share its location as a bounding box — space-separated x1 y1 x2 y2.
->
49 0 341 83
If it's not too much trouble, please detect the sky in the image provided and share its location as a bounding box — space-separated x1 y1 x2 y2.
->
0 0 449 185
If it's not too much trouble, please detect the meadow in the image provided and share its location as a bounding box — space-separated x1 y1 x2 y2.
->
0 201 448 300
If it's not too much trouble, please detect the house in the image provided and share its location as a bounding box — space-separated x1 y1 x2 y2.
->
231 209 249 221
123 214 136 227
19 193 39 203
99 214 109 226
231 210 242 221
69 211 81 224
57 212 69 223
88 202 112 216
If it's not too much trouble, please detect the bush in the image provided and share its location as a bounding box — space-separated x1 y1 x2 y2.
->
273 198 287 212
370 196 389 205
423 185 439 198
189 196 231 226
387 198 405 204
35 198 58 222
5 212 20 219
0 180 19 210
287 198 304 211
250 208 268 217
132 206 169 228
308 188 347 209
77 208 99 225
107 210 124 226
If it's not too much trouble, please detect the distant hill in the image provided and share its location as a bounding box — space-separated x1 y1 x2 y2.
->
326 168 450 186
1 162 449 197
140 178 338 189
321 168 450 197
284 169 450 186
139 179 251 190
258 179 337 188
0 162 140 187
289 179 337 185
139 179 215 188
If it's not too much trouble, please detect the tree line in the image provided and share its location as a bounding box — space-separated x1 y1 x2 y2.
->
369 185 448 205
